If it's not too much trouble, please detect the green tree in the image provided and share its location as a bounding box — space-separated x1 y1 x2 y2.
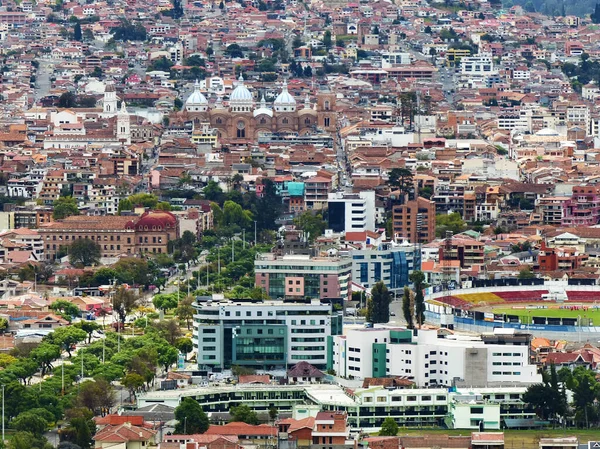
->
30 342 61 376
175 338 193 359
435 212 466 237
518 267 535 279
69 239 101 267
410 270 426 327
47 326 87 357
11 412 48 437
53 196 79 220
323 30 332 49
152 293 179 315
112 287 139 325
293 211 326 241
73 321 101 344
121 373 145 401
76 379 115 415
401 286 414 329
388 168 414 197
176 295 195 330
174 397 209 434
366 281 391 324
379 417 399 436
174 98 183 111
73 21 82 41
50 299 81 319
230 404 259 424
58 92 77 108
566 367 600 428
8 431 53 449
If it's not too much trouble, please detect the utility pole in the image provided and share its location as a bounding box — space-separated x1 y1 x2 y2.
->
1 384 4 444
218 246 221 275
254 220 257 244
232 238 235 263
243 229 245 249
61 362 64 395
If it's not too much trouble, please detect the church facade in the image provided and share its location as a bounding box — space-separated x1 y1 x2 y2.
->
183 76 337 142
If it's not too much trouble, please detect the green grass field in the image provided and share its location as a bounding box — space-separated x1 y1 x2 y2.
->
393 428 600 445
492 306 600 325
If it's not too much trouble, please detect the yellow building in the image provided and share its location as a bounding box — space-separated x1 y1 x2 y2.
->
446 48 471 66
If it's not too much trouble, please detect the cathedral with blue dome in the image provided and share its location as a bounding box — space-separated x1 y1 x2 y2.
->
183 76 337 142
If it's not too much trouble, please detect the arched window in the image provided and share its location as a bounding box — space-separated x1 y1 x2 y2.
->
260 118 267 124
324 100 330 111
216 118 222 124
305 118 311 125
282 118 289 125
237 128 246 138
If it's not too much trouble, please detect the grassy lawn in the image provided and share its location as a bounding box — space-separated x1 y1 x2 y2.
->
395 428 600 444
492 306 600 325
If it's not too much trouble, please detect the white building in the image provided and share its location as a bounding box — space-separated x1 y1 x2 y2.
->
461 53 494 76
330 327 541 387
193 299 343 371
327 191 376 233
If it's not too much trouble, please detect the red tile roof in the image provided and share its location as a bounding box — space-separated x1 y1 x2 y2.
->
94 423 156 443
204 423 277 437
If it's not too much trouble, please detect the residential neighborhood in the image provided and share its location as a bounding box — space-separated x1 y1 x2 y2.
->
3 0 600 447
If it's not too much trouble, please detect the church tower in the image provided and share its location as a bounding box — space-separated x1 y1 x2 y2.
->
116 100 131 144
317 91 336 132
103 80 118 116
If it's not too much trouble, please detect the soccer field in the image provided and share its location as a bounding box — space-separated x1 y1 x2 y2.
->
492 305 600 324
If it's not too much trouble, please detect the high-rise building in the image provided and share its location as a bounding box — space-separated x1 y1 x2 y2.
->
392 197 436 244
193 299 343 370
351 241 420 294
255 253 352 301
328 191 376 233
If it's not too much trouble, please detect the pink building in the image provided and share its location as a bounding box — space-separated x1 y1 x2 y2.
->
561 186 600 227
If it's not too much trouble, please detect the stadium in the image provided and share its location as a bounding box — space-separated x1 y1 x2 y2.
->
424 281 600 338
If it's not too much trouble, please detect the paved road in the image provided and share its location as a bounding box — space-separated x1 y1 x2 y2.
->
35 59 55 100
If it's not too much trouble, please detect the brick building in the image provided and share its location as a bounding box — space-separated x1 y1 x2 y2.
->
391 197 436 244
39 211 179 261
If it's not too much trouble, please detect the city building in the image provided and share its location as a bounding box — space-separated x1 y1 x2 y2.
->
136 383 535 431
254 253 352 301
39 211 179 260
391 197 436 244
328 191 376 233
351 241 420 294
329 327 541 387
193 299 343 370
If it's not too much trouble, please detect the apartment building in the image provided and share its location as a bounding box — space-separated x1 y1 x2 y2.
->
312 412 354 449
329 328 541 387
351 242 420 294
328 191 376 233
439 234 485 269
193 299 343 370
392 197 436 244
304 177 332 210
561 186 600 227
254 253 352 301
536 196 569 225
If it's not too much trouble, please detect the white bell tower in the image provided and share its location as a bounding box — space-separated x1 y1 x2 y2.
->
116 100 131 144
